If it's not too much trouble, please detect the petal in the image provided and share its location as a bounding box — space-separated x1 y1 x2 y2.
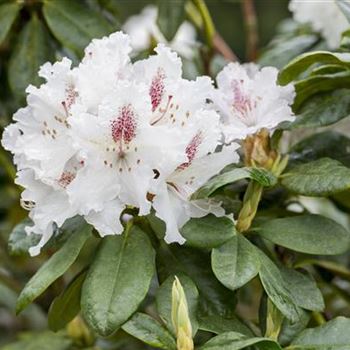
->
85 199 125 236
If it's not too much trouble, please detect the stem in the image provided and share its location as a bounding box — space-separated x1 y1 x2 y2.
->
312 311 326 325
241 0 259 61
236 181 263 233
213 32 239 62
192 0 215 48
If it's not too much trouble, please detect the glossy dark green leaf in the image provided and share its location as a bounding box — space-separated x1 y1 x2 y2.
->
8 219 40 256
258 252 302 322
289 131 350 167
180 215 236 249
199 331 282 350
8 15 53 100
287 89 350 129
156 274 199 335
157 0 186 41
279 268 324 311
254 214 350 255
294 71 350 110
282 158 350 196
290 317 350 349
0 2 21 45
211 235 260 290
16 224 91 314
278 51 350 85
81 226 155 336
192 167 276 200
43 0 113 54
198 315 254 337
156 243 236 318
122 313 176 350
48 270 87 332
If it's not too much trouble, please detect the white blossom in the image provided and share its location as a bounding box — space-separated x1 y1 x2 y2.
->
289 0 350 49
134 45 239 243
2 32 239 255
122 5 197 59
213 62 295 142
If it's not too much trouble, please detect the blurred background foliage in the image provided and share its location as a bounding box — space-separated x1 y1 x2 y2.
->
2 0 350 349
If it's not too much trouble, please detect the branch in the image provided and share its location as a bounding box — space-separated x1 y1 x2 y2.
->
241 0 259 61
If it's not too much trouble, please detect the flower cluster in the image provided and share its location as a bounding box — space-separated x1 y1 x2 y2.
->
2 31 295 256
289 0 349 49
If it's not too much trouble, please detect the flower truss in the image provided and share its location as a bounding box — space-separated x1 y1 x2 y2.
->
2 30 296 256
122 5 197 59
289 0 349 49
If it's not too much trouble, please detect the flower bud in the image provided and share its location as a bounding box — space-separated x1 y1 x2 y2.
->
171 277 194 350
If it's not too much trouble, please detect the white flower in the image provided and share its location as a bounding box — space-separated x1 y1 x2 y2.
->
213 62 295 142
2 31 240 254
122 5 197 59
289 0 350 49
134 45 239 243
2 58 78 180
16 169 79 256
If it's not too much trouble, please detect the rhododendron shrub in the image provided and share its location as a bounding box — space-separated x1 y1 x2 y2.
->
2 1 350 349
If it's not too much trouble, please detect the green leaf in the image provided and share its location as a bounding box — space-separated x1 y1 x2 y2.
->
157 0 186 42
122 313 176 350
81 226 155 336
278 51 350 85
289 131 350 167
1 332 72 350
198 315 254 337
0 2 21 45
258 252 302 322
287 89 350 129
294 71 350 110
192 167 277 200
16 224 91 314
199 331 282 350
259 34 318 70
180 215 235 249
8 14 53 100
156 243 236 318
296 259 350 281
254 214 350 255
43 0 113 54
156 274 199 335
281 158 350 196
279 310 310 347
211 235 260 290
48 270 87 332
289 317 350 349
8 219 40 256
279 268 324 311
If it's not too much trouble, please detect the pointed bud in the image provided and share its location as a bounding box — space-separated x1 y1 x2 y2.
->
171 276 194 350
